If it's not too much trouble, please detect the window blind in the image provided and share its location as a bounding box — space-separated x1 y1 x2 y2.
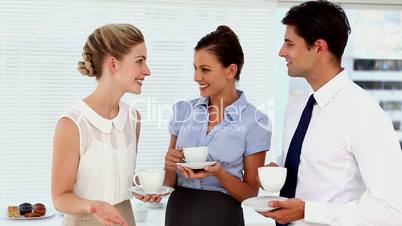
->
0 0 279 204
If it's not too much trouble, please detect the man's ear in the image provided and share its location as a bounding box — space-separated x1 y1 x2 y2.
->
314 39 328 54
105 56 119 73
226 64 238 80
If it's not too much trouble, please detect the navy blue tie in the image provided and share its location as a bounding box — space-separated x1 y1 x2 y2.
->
276 94 316 226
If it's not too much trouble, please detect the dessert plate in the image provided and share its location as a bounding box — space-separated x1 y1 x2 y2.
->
1 208 55 220
129 185 174 196
176 161 216 169
241 196 288 212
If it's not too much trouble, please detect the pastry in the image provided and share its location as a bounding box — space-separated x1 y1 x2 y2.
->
33 203 46 216
18 203 32 215
7 206 20 218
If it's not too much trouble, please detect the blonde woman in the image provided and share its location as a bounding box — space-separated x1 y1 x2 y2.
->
52 24 150 226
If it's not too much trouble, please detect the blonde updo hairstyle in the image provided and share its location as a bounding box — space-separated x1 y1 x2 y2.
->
78 24 144 79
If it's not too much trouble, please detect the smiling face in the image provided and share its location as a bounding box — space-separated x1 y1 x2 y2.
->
193 49 233 97
115 42 151 94
278 25 316 78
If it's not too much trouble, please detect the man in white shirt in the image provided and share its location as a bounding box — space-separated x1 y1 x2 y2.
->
259 1 402 226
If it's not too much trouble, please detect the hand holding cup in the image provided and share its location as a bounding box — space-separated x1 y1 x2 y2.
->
165 148 184 171
132 169 165 203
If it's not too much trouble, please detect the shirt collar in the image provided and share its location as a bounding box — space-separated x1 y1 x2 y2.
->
194 95 209 108
314 69 350 109
225 90 248 121
73 100 128 133
194 90 248 121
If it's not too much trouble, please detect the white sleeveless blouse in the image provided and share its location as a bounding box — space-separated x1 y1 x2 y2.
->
62 100 137 205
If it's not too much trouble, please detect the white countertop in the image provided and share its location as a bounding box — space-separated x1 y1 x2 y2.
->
0 198 275 226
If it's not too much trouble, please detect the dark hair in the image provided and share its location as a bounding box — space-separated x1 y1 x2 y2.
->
282 0 351 62
195 25 244 81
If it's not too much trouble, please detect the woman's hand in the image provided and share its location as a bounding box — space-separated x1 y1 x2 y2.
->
177 163 224 179
133 194 162 203
164 148 184 171
86 200 128 226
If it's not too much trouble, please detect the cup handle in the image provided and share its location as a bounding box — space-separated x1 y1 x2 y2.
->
133 174 141 186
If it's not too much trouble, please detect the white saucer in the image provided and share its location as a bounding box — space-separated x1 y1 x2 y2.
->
176 161 216 169
129 186 174 196
241 196 288 212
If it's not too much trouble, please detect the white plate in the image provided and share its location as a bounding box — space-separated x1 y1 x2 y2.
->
1 208 55 220
241 196 288 212
129 185 174 196
176 161 216 169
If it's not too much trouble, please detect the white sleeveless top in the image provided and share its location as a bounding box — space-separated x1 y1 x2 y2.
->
61 100 137 205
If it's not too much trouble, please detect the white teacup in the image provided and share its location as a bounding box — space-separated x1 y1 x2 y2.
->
133 169 165 194
182 146 208 163
258 166 287 193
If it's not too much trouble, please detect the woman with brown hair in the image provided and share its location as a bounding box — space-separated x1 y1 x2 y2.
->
162 25 271 226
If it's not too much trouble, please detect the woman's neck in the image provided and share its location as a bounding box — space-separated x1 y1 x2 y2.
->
209 88 239 111
84 79 124 119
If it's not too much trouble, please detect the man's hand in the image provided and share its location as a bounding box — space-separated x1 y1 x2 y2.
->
258 198 305 225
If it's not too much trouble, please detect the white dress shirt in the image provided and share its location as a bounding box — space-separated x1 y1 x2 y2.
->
282 70 402 226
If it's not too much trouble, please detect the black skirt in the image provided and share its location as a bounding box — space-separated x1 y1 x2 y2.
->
165 186 244 226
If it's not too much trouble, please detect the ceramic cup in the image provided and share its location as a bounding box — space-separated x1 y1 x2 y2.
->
182 146 208 163
133 169 165 194
258 166 287 193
